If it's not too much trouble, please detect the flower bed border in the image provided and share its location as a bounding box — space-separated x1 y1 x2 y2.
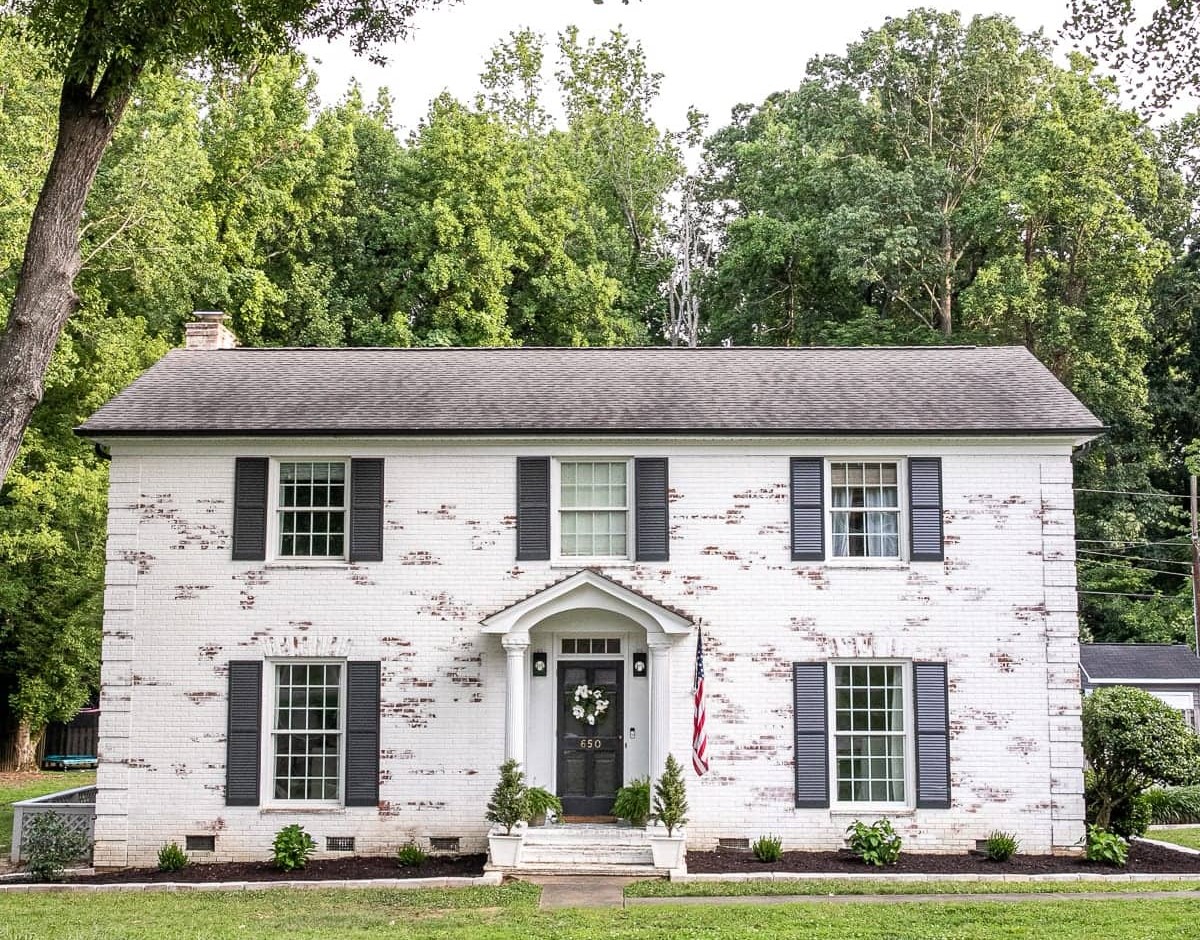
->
0 871 503 894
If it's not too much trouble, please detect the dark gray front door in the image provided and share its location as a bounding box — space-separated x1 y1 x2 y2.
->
557 661 623 816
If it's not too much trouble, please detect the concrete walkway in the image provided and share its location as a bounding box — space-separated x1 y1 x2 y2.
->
627 890 1200 906
526 875 639 909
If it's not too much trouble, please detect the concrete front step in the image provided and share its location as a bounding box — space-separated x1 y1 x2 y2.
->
491 824 669 875
511 863 669 877
521 846 654 866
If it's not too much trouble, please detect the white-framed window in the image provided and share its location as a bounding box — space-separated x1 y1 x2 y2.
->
276 460 347 559
829 460 902 559
831 662 910 805
557 459 631 559
270 661 343 802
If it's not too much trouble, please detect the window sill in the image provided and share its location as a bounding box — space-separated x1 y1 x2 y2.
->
264 560 352 570
260 806 346 815
829 807 915 817
822 560 910 571
551 559 637 569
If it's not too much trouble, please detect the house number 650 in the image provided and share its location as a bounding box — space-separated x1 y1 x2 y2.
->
578 738 603 749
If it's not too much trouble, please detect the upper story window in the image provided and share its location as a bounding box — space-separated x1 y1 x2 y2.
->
559 460 630 558
830 461 900 559
272 661 342 802
833 663 907 804
278 461 346 559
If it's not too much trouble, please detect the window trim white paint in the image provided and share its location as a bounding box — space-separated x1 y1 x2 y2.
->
827 659 914 811
267 457 350 564
551 457 635 564
824 458 908 565
260 657 346 809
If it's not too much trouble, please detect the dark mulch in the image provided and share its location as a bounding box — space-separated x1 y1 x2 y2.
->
75 854 486 884
686 841 1200 875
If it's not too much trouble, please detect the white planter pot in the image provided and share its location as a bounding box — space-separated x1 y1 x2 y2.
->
488 832 523 868
648 832 686 870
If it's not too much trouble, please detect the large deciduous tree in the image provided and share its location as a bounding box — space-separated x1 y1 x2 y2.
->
0 0 446 489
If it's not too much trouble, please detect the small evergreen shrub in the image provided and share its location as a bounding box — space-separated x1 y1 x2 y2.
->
24 814 90 882
271 824 317 871
396 840 427 867
486 759 529 835
651 754 689 837
983 831 1019 863
846 819 902 867
1085 825 1129 867
525 786 563 824
157 841 189 872
752 834 783 862
612 777 651 827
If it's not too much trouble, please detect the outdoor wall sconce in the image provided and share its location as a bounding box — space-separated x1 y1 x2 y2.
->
632 652 647 677
532 651 548 678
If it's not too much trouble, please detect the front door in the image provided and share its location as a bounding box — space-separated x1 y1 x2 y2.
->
557 661 623 816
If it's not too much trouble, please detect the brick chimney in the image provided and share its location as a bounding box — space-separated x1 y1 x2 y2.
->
184 311 239 350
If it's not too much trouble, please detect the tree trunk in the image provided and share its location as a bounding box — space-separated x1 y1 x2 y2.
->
13 719 41 772
0 78 132 486
936 223 954 337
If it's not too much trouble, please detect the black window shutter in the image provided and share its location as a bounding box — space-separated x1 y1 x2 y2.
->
793 662 829 808
634 458 669 561
908 457 944 562
913 661 951 808
345 661 381 807
232 457 269 561
226 661 262 806
790 458 824 561
516 457 551 561
349 458 385 563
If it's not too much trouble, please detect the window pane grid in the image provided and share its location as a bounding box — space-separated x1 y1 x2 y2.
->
560 461 629 557
273 663 341 801
279 461 346 558
834 664 906 803
561 638 622 655
831 461 900 558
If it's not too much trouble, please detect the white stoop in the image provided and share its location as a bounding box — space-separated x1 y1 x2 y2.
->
489 824 672 876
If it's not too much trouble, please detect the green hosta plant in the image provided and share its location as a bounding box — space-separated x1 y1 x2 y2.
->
1085 825 1129 867
651 754 689 837
983 831 1019 863
396 840 427 867
846 819 902 867
157 841 189 872
752 834 783 862
271 824 316 871
612 777 651 827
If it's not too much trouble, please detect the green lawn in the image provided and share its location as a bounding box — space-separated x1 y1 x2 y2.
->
0 771 95 856
1149 828 1200 851
1 884 1200 939
625 877 1200 898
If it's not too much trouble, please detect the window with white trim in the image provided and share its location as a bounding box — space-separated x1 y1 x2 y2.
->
559 460 630 558
277 461 346 559
830 461 901 559
272 662 342 801
833 663 907 803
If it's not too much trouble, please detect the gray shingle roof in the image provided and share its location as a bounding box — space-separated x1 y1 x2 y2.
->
79 345 1102 437
1080 644 1200 682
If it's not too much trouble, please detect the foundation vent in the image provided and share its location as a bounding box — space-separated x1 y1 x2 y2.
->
185 835 216 852
429 837 460 853
718 837 750 850
326 836 356 852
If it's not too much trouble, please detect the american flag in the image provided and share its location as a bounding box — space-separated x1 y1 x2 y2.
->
692 628 709 776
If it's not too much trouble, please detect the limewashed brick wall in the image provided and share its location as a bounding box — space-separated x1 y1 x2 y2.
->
93 438 1085 866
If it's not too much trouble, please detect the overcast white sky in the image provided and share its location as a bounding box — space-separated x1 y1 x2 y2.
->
303 1 1072 135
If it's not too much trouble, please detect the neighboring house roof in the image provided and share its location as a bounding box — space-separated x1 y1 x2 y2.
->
78 345 1103 438
1080 643 1200 684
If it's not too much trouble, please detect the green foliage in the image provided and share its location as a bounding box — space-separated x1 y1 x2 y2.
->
1085 825 1129 867
1083 687 1200 832
846 819 902 867
612 776 651 827
271 824 316 872
485 759 529 836
23 813 89 882
1143 785 1200 826
751 834 783 862
157 842 188 872
396 840 427 867
524 786 562 823
983 831 1019 863
651 754 689 837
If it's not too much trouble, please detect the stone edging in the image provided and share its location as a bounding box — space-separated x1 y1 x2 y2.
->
0 872 504 894
670 870 1200 883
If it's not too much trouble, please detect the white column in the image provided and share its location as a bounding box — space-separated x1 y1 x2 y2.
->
502 638 529 767
648 636 672 782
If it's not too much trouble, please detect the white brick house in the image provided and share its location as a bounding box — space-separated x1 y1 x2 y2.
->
80 328 1101 868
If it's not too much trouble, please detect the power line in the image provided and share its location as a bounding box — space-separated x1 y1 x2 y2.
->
1079 590 1191 600
1077 558 1193 578
1076 538 1192 546
1075 488 1192 499
1077 549 1193 566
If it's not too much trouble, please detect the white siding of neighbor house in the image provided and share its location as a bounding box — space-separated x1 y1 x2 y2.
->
93 437 1085 867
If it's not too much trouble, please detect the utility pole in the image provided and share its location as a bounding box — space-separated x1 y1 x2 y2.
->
1191 475 1200 657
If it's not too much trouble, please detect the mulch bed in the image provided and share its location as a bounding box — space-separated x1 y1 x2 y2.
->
74 854 486 884
686 841 1200 875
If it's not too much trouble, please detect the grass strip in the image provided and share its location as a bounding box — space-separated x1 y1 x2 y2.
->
624 877 1200 898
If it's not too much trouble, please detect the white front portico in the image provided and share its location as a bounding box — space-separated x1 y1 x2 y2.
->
481 570 692 813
